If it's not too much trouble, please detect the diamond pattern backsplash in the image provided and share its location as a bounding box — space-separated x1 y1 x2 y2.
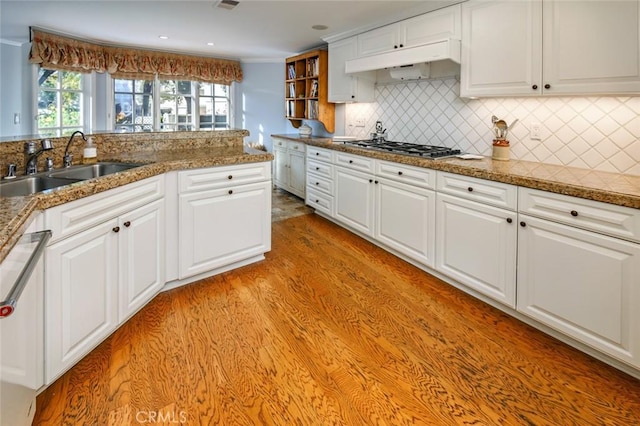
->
344 78 640 176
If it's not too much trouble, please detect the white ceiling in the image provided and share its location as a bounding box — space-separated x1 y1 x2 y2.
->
0 0 460 62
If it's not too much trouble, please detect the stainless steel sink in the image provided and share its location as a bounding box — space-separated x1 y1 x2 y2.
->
0 162 143 197
0 176 83 197
47 162 142 180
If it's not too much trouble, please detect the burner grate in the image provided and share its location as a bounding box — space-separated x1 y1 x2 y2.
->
338 140 461 159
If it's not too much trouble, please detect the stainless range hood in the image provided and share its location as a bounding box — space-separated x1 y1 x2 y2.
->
345 38 461 74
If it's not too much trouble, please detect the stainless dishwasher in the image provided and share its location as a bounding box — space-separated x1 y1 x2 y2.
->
0 220 51 426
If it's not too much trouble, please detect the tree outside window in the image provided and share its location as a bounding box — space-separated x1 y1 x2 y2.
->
114 79 154 132
37 70 85 137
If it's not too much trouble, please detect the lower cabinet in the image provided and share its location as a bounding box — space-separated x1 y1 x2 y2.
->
45 198 165 384
375 179 436 268
517 214 640 368
177 162 272 280
179 181 271 279
335 166 375 236
273 138 306 198
435 193 517 307
332 154 436 267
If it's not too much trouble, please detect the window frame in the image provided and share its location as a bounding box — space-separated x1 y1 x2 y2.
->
107 74 233 132
32 66 95 137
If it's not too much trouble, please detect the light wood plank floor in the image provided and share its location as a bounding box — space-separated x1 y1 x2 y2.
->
34 214 640 425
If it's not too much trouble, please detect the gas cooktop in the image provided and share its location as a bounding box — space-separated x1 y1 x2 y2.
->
336 140 461 159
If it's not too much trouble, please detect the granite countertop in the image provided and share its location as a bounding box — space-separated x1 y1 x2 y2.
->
0 145 272 263
272 134 640 210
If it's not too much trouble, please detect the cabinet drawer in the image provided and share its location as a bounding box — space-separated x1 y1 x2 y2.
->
437 171 517 210
376 160 435 190
288 141 306 153
307 159 334 179
179 162 271 193
336 152 374 173
519 187 640 242
307 146 335 163
307 174 333 196
306 187 334 217
45 176 164 243
273 138 287 149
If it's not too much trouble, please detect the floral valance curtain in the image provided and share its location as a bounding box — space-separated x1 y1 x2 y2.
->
29 29 243 84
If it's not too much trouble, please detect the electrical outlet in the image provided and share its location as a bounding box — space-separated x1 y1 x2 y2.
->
530 122 541 140
13 113 20 125
354 118 365 127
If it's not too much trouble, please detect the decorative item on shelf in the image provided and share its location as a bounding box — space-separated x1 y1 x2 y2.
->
490 116 518 161
298 123 312 138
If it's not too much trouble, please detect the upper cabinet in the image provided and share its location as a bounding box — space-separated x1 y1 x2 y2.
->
461 0 640 97
328 36 375 103
356 5 462 57
285 50 335 133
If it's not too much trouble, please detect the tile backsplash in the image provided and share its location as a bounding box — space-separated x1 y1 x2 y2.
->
344 78 640 176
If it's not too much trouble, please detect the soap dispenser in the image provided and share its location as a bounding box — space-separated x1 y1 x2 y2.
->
83 137 97 164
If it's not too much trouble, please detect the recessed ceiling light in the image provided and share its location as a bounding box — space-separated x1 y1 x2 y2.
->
159 35 169 40
207 42 215 46
312 24 328 31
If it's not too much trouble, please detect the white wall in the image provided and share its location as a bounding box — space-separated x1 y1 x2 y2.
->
0 41 32 137
344 78 640 176
235 62 290 151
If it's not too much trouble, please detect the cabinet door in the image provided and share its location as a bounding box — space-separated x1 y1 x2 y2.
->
118 199 165 322
328 37 375 103
179 181 271 279
288 150 306 198
543 0 640 94
375 179 436 267
435 193 517 307
357 24 400 56
517 215 640 368
334 167 375 237
461 0 542 97
273 146 289 188
402 4 462 48
45 219 119 384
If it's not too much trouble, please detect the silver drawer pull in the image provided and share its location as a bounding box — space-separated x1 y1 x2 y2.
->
0 230 51 319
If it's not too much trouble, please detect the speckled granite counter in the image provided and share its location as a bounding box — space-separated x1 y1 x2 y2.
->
273 134 640 210
0 143 272 263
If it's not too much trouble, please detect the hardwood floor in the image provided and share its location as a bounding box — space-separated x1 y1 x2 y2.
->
34 213 640 425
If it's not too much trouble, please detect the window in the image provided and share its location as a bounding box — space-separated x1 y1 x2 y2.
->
37 69 92 137
114 79 154 133
112 77 231 132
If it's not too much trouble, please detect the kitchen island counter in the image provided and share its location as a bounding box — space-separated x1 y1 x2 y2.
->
272 134 640 210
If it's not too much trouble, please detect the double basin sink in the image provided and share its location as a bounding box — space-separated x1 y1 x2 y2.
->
0 162 143 198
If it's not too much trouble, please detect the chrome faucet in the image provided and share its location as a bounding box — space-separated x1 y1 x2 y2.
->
63 131 87 167
24 139 53 175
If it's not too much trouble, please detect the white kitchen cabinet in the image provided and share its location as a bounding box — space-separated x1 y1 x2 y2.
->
461 0 640 97
335 166 376 236
436 193 517 307
376 178 436 268
333 154 437 267
46 218 119 384
357 4 462 56
435 172 518 307
273 138 306 198
118 199 165 322
306 146 336 216
517 214 640 368
44 176 165 384
328 36 375 103
178 163 271 280
517 187 640 369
